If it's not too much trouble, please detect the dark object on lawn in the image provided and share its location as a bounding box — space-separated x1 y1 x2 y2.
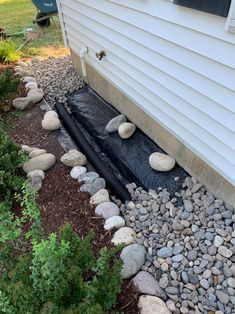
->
55 101 131 202
67 86 188 197
0 28 6 39
173 0 231 17
31 0 58 27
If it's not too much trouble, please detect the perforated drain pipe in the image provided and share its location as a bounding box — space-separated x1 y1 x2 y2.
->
55 101 131 202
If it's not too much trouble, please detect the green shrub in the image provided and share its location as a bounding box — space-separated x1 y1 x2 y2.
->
0 129 26 200
0 224 123 313
0 40 20 63
0 69 20 109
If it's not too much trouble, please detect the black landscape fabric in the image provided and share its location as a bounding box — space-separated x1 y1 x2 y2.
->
67 86 188 196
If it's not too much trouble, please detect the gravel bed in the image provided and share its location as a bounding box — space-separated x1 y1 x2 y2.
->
27 56 85 110
117 177 235 313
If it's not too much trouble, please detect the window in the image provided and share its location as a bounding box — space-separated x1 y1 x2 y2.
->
173 0 232 17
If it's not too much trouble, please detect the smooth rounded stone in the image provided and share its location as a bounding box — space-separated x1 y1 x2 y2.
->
60 150 86 167
27 169 45 180
173 245 184 255
29 176 42 192
27 88 44 103
105 114 127 133
29 149 47 158
202 269 211 279
218 246 233 258
17 60 29 68
25 81 38 91
184 200 194 212
172 254 184 262
228 278 235 288
95 201 120 219
188 274 199 284
208 245 217 256
132 271 167 300
206 206 215 215
21 144 35 153
200 279 209 290
222 210 233 219
15 68 32 77
23 153 56 173
111 227 136 246
104 216 125 230
149 152 175 172
42 116 60 131
157 247 172 258
90 189 110 205
70 166 86 179
216 290 229 305
181 271 189 284
78 171 99 184
12 97 34 110
120 244 146 278
138 295 171 314
80 178 105 195
172 221 184 231
159 273 168 288
44 110 58 120
187 250 198 261
165 286 178 295
22 76 36 83
214 235 224 248
166 300 176 312
118 122 136 139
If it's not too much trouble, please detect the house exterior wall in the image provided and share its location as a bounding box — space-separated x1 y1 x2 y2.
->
57 0 235 204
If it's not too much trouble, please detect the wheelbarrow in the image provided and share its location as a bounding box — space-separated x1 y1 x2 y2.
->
31 0 58 27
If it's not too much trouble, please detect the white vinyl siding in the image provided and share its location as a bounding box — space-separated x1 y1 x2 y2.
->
58 0 235 186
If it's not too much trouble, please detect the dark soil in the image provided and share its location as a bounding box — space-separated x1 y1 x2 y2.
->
2 83 139 313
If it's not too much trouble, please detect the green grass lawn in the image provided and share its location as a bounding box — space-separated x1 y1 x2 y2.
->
0 0 67 58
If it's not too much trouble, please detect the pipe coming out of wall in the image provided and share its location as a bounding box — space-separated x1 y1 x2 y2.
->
79 46 88 77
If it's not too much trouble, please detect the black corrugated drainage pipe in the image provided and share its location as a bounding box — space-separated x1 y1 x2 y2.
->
55 101 131 202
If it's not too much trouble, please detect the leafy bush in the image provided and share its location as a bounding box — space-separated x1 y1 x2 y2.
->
0 223 123 313
0 40 20 63
0 129 26 200
0 69 20 110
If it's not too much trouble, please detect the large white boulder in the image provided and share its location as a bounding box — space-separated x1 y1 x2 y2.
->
149 152 176 172
60 150 86 167
95 202 120 219
27 169 45 180
90 189 110 205
16 60 29 68
138 295 171 314
111 227 136 246
118 122 136 139
29 149 47 158
15 68 32 77
44 110 58 119
22 76 36 83
27 88 44 103
70 166 87 179
132 271 167 300
104 216 125 230
12 97 34 110
25 82 38 91
23 153 56 173
120 244 146 278
41 116 60 131
105 114 127 133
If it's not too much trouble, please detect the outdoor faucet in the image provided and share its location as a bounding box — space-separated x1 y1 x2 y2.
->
96 50 106 61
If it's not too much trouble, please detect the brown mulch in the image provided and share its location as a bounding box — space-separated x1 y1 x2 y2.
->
2 78 139 313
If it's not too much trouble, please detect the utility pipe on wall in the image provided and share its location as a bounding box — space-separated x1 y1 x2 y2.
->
79 46 88 77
